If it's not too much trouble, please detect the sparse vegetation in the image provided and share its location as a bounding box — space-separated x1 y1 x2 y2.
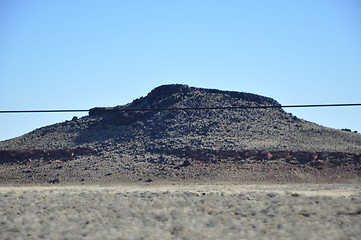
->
342 128 352 132
0 185 360 239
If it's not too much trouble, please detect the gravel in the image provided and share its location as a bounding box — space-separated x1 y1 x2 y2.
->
0 184 360 239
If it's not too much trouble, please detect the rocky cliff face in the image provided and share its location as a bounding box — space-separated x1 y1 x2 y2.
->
88 84 283 128
89 84 281 115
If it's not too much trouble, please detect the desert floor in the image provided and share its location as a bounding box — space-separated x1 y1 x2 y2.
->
0 183 360 239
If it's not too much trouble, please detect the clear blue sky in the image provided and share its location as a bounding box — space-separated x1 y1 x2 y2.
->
1 0 360 141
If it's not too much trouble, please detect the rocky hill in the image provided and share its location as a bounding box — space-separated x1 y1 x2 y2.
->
0 84 360 184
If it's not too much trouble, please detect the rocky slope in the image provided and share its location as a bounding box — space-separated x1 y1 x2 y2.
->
0 84 360 184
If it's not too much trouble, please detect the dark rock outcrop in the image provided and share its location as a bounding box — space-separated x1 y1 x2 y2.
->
0 148 96 164
154 148 361 167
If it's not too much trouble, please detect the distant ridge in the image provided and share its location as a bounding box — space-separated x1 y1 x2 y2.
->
0 84 360 184
1 84 361 152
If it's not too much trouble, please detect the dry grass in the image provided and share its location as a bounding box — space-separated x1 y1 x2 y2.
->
1 184 360 239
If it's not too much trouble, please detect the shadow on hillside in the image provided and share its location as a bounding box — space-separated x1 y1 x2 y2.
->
72 113 174 146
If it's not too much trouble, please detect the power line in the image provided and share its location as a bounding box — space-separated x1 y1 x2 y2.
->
0 103 361 114
0 110 89 113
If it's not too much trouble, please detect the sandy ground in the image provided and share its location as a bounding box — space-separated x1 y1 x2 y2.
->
1 183 360 239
